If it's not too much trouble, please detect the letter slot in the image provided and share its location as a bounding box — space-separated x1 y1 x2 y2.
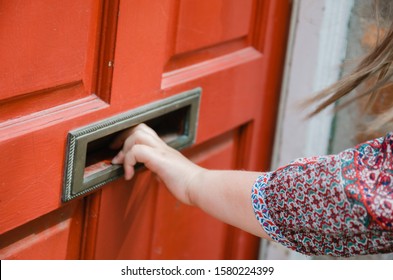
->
62 88 201 202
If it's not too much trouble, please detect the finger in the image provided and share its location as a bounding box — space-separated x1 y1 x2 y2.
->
112 126 163 164
122 144 151 180
111 150 125 164
122 127 166 154
110 123 157 149
122 146 138 180
124 161 135 181
133 123 163 142
123 144 164 180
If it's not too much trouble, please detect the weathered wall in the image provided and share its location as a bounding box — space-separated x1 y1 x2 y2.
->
264 0 393 260
319 0 393 260
332 0 393 153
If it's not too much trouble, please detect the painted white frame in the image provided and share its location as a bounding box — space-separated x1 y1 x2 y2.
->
259 0 354 259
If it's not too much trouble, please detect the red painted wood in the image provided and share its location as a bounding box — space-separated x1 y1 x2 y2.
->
151 130 239 259
0 0 291 259
94 172 159 259
175 0 254 54
0 0 94 100
0 201 83 259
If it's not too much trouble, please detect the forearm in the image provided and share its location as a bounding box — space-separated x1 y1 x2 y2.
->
189 169 272 239
111 124 272 240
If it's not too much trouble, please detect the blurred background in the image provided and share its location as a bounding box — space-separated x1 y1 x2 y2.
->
263 0 393 260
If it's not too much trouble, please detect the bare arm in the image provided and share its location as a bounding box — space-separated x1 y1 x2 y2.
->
111 124 271 239
191 169 271 239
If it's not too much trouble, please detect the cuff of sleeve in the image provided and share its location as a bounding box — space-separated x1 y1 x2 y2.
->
251 173 293 247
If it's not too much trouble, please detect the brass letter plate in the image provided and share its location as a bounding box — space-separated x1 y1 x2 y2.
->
62 88 201 202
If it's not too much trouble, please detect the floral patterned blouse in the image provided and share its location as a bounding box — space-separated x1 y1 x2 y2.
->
252 132 393 257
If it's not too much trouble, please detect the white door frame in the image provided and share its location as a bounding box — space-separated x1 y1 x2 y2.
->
260 0 354 259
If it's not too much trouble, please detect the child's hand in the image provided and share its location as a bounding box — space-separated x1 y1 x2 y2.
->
110 124 267 238
111 123 205 205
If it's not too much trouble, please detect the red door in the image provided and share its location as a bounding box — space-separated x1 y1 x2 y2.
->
0 0 291 259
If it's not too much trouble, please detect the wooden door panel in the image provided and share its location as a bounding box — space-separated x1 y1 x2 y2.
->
152 0 290 259
0 0 119 255
175 0 254 54
0 0 104 121
81 0 290 260
93 126 252 260
152 129 242 259
0 0 291 259
0 0 93 99
0 201 83 259
93 173 159 259
164 52 264 143
0 0 120 234
164 0 259 81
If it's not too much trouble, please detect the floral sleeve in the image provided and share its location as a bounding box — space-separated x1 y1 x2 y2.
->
252 133 393 257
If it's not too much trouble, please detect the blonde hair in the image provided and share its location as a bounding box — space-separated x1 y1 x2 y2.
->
306 15 393 130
